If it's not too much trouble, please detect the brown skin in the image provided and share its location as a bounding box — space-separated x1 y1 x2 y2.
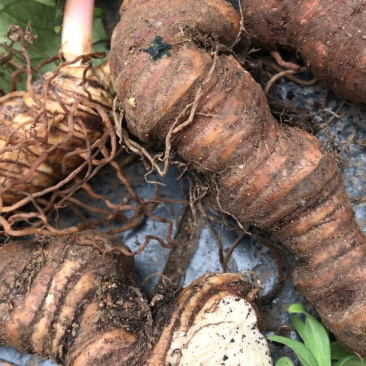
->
0 231 146 366
109 0 366 355
0 231 266 366
241 0 366 105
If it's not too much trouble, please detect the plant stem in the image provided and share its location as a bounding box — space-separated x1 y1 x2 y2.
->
61 0 95 61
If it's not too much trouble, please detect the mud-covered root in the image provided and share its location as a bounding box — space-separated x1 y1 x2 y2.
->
109 0 366 355
0 231 272 366
0 231 147 366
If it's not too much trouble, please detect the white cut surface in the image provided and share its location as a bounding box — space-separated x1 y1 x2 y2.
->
166 295 273 366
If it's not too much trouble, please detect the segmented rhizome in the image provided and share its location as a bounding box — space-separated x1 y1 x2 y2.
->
109 0 366 354
0 231 145 366
0 231 272 366
241 0 366 105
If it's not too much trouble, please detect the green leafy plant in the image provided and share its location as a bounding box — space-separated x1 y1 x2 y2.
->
0 0 108 93
269 303 366 366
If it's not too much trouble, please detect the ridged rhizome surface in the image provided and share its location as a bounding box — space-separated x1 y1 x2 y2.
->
110 0 366 354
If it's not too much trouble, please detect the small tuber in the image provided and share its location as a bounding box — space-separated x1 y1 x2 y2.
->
109 0 366 355
0 231 272 366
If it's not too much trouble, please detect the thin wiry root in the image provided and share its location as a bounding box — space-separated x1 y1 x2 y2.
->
115 49 219 181
0 95 117 236
0 27 179 243
270 50 301 71
0 26 191 257
265 67 308 94
268 61 317 87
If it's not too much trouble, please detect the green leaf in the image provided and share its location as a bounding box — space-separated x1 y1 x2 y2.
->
288 304 331 366
29 0 56 5
93 6 103 17
0 0 108 93
276 357 296 366
290 313 306 340
331 342 355 360
0 0 61 92
0 1 60 53
90 15 109 65
269 335 318 366
333 355 366 365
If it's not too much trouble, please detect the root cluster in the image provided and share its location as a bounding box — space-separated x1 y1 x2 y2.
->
0 26 181 250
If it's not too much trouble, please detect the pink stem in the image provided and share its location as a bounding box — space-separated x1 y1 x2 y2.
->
61 0 95 61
